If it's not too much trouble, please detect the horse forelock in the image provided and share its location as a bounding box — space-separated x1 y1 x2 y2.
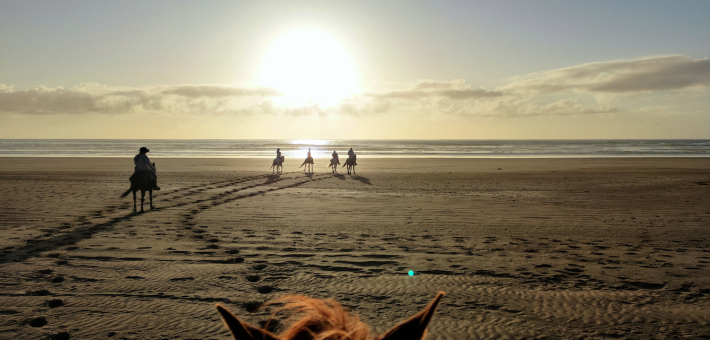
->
269 295 371 340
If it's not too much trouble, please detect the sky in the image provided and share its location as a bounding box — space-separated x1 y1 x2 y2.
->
1 0 709 139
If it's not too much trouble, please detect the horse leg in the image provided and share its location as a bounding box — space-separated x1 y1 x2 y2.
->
140 190 145 213
353 165 356 175
132 190 137 213
149 189 154 210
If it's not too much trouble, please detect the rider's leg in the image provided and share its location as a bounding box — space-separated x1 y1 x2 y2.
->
151 172 161 190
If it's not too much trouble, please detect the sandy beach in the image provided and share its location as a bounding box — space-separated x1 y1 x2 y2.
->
1 157 709 339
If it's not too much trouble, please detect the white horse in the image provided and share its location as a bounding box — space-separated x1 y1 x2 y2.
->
328 157 339 174
270 156 285 174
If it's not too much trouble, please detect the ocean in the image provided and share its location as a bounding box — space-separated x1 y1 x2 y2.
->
0 139 709 158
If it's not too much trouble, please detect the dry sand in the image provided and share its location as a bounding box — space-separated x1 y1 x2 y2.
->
1 157 709 339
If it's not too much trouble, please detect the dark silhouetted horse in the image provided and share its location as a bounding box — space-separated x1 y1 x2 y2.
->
119 163 156 213
343 155 357 175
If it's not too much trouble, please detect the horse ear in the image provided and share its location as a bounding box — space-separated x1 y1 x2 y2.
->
216 305 280 340
379 291 444 340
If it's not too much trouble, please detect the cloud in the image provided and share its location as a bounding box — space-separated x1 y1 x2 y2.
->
365 79 504 100
0 83 283 115
2 55 704 118
347 78 619 117
160 85 283 98
503 55 710 94
471 97 619 117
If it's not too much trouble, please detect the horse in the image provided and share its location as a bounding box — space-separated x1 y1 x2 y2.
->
300 156 314 173
217 291 444 340
343 155 357 175
328 157 339 174
119 163 156 213
271 156 285 174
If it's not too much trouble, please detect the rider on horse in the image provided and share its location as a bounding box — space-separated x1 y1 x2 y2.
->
332 150 339 164
133 147 160 190
300 148 314 167
347 148 357 165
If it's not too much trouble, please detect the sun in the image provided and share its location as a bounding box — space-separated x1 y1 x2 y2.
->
260 31 356 106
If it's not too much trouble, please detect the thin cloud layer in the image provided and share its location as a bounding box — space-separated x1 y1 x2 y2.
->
161 85 283 98
503 55 710 94
1 55 705 117
0 83 283 115
365 79 504 100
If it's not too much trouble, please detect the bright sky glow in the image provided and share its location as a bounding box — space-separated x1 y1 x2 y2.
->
289 139 331 146
0 1 709 139
260 31 356 107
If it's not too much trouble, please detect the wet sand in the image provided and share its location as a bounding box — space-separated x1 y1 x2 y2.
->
1 157 709 339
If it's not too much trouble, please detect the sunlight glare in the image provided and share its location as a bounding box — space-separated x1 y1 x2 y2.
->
260 31 356 106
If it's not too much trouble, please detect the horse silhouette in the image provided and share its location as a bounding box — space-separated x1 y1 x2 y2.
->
328 157 339 174
343 155 357 175
217 291 444 340
271 156 285 174
119 163 156 213
300 156 314 173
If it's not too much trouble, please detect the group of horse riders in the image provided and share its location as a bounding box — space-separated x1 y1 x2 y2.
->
274 147 357 168
130 146 358 189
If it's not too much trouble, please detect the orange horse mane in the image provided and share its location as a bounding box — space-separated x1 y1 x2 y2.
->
217 291 445 340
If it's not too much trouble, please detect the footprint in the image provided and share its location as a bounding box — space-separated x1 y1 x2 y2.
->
47 331 71 340
25 316 48 327
246 275 261 282
169 277 195 282
256 286 274 294
241 301 263 313
45 299 64 308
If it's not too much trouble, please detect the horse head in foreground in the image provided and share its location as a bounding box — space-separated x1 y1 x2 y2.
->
216 291 444 340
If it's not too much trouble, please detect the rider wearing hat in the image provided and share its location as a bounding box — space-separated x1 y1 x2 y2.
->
134 147 160 190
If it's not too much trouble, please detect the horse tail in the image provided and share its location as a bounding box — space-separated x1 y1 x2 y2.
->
119 188 132 199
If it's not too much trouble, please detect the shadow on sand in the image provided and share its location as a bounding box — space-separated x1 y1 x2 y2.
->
350 174 372 185
0 212 136 263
